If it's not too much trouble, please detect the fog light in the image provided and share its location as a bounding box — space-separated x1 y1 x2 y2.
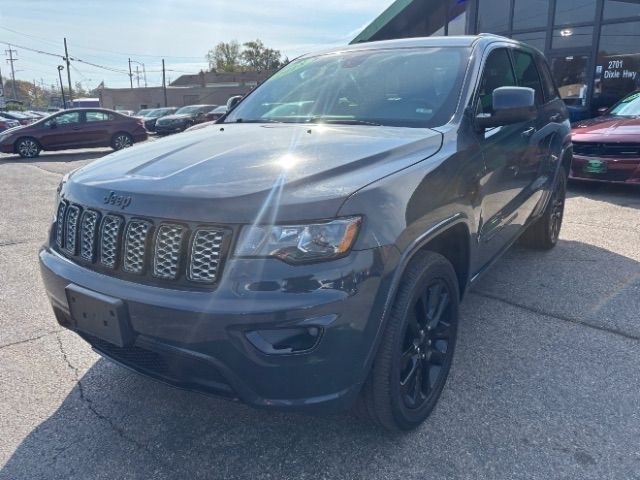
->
246 327 322 355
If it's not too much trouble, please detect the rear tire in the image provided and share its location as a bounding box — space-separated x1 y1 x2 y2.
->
16 137 41 158
519 168 567 250
111 132 133 151
355 251 459 431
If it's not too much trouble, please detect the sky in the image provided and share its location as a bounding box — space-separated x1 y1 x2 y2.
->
0 0 391 91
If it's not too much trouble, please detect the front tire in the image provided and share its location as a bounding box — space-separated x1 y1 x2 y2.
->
356 251 459 431
16 137 41 158
111 132 133 151
520 168 567 250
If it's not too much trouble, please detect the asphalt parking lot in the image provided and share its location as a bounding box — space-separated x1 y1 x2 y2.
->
1 147 639 480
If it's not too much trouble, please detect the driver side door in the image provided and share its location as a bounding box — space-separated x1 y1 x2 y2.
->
39 111 85 149
473 47 539 268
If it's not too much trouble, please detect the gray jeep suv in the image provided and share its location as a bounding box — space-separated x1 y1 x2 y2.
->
40 35 571 431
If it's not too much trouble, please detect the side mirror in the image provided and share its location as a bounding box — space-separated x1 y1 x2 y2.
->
475 87 536 129
597 107 608 116
226 95 243 111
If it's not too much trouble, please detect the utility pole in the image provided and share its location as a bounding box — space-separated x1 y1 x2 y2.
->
162 59 167 107
33 78 38 106
5 45 18 100
0 65 5 109
63 38 72 103
135 65 140 88
128 58 133 89
142 63 147 87
57 65 67 109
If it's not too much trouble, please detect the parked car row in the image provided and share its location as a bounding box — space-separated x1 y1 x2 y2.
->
0 107 147 158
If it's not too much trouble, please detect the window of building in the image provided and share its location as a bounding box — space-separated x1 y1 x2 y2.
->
512 31 547 51
550 55 590 106
603 0 640 21
477 0 510 33
593 21 640 109
552 26 594 49
512 50 544 104
85 111 113 122
183 95 199 105
554 0 597 26
513 0 550 30
476 48 517 114
447 0 468 35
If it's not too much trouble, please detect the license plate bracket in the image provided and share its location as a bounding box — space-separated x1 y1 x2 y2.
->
65 284 133 347
583 159 608 174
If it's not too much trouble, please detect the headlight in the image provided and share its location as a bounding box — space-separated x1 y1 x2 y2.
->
235 216 361 263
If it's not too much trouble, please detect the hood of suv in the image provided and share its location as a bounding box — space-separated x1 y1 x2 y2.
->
65 123 443 223
157 113 191 123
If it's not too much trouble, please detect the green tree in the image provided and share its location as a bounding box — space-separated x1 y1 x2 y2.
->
206 41 242 72
241 39 284 72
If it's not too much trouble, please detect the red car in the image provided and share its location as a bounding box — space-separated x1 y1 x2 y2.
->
570 91 640 184
0 108 148 158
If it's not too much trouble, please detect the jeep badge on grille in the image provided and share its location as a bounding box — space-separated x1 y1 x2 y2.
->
103 191 132 209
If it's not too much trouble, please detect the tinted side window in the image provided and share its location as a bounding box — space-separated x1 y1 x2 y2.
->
477 49 516 115
537 57 560 102
48 112 80 126
86 111 114 122
512 50 544 105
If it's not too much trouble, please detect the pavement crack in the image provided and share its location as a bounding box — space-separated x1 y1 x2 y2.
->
0 240 35 248
0 330 60 350
470 290 640 343
54 333 167 461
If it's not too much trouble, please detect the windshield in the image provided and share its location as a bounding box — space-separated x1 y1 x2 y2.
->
176 106 201 114
609 91 640 117
136 109 151 116
225 47 470 128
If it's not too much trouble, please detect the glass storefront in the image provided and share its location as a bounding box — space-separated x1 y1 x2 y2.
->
355 0 640 118
513 0 550 30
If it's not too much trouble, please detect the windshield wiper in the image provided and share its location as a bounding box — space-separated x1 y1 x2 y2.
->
307 117 382 126
232 118 282 123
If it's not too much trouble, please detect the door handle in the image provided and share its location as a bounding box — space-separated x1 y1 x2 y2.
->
72 126 81 131
521 127 536 138
550 113 561 122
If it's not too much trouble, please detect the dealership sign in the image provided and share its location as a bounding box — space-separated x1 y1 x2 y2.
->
598 54 640 93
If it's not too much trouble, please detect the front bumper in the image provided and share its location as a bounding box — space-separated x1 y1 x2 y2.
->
40 245 397 411
570 155 640 184
155 123 186 134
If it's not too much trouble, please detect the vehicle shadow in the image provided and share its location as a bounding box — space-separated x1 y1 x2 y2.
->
567 180 640 209
2 239 639 479
0 150 111 164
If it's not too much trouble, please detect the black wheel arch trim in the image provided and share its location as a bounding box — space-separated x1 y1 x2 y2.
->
359 213 470 388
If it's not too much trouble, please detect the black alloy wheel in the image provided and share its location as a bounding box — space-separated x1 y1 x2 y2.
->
519 168 567 250
400 279 453 410
355 251 459 431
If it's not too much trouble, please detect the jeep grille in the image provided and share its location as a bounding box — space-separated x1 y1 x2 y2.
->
52 200 230 287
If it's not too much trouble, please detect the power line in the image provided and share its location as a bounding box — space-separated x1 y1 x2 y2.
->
0 25 204 60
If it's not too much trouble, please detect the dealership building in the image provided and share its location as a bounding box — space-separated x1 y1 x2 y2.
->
353 0 640 118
